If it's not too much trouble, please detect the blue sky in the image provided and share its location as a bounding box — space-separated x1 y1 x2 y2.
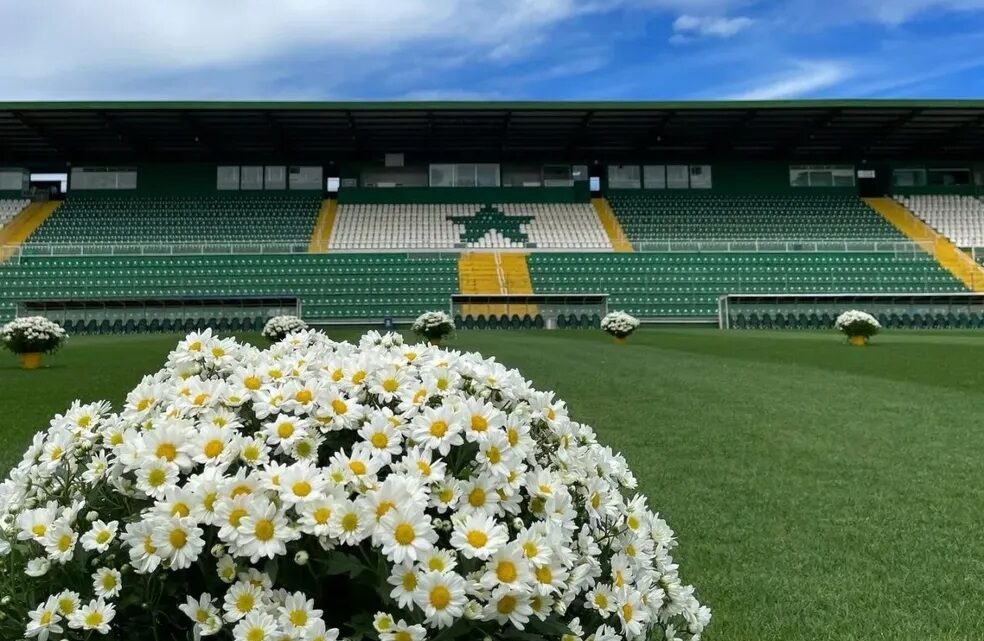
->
2 0 984 100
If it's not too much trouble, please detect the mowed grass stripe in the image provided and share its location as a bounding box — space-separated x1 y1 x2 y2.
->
1 329 982 640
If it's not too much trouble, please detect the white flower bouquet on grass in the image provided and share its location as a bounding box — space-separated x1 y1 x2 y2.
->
262 314 308 343
1 316 67 355
0 328 710 641
600 311 640 340
412 311 455 343
835 310 881 344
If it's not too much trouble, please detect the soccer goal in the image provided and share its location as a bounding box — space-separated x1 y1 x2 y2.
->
718 293 984 330
450 294 608 329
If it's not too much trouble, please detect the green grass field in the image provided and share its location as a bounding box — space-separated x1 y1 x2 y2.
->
2 329 983 640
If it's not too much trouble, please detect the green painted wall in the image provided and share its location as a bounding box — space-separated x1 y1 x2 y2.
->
338 185 589 204
69 164 325 196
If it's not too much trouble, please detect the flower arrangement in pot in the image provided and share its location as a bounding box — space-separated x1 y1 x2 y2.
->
1 316 67 369
835 310 882 346
0 329 710 641
262 314 309 343
600 311 640 343
411 311 455 345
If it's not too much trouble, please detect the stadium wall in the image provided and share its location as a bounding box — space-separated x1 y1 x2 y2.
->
337 185 589 204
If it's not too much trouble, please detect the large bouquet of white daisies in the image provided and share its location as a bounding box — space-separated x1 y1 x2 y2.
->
1 316 67 355
600 312 640 339
262 315 309 343
411 311 455 342
0 329 709 641
834 310 881 339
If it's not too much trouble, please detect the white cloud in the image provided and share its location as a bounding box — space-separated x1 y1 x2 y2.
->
668 12 755 46
673 14 754 38
0 0 615 98
722 60 852 100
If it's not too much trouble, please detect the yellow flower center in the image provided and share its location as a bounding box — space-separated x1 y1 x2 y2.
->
155 443 177 461
470 415 488 432
148 468 167 487
627 515 640 530
188 341 202 351
622 604 634 620
352 371 366 384
32 523 47 537
417 461 432 477
136 398 152 411
535 565 552 584
289 609 308 627
96 530 111 544
231 484 252 498
40 611 53 625
229 508 248 527
497 595 517 615
523 541 538 558
193 393 209 406
288 481 310 498
212 346 225 358
143 535 156 554
57 533 73 552
375 501 396 519
169 529 188 549
496 560 517 583
244 376 262 390
277 423 295 439
429 421 448 437
58 598 76 615
247 627 265 641
331 369 344 382
370 433 389 449
591 493 601 509
85 611 104 627
196 609 209 623
349 461 367 475
382 378 399 393
236 593 255 612
466 530 488 548
594 593 608 609
331 399 348 415
204 440 224 458
341 513 359 532
402 572 418 590
243 445 260 462
438 488 454 503
429 586 451 609
102 574 117 590
394 523 416 545
268 368 283 379
313 507 331 524
254 520 275 542
468 487 486 507
487 447 501 465
507 428 519 447
204 493 218 511
295 389 313 404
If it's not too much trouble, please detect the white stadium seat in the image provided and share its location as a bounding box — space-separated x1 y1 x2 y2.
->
0 198 29 229
328 202 612 251
897 194 984 248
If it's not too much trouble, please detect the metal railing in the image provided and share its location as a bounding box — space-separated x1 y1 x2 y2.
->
632 238 930 253
1 237 935 259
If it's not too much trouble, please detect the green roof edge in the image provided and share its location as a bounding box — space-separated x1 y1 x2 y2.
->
2 99 984 111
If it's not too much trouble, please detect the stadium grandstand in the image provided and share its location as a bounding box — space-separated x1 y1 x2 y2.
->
1 99 983 331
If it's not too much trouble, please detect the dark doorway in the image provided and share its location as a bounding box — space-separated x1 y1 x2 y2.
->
857 165 890 197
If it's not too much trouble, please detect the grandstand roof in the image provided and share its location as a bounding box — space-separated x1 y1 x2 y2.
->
1 100 983 164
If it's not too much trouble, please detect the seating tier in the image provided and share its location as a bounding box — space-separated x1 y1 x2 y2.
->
608 194 901 242
896 195 984 248
0 254 458 321
0 198 29 228
528 252 966 317
27 195 323 244
330 202 610 250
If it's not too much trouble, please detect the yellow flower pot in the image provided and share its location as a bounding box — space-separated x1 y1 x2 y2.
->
614 336 627 345
848 335 867 347
18 352 42 369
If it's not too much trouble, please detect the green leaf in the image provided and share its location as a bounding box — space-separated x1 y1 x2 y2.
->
322 552 365 577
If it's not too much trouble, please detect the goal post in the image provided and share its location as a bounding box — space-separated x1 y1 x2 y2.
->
450 294 608 329
718 292 984 330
